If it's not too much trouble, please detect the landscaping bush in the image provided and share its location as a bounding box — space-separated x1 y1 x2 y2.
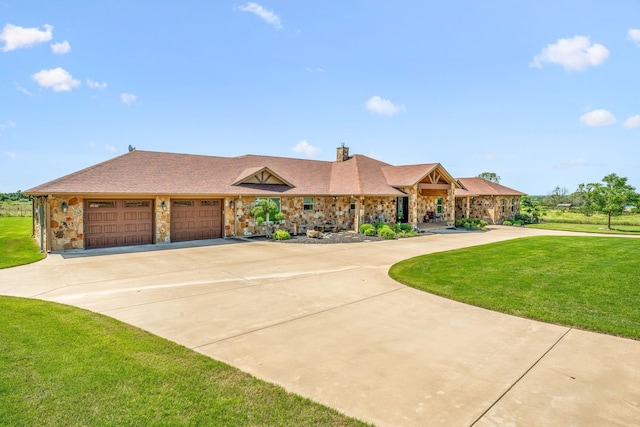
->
364 227 377 237
378 226 396 240
514 213 533 224
359 223 375 234
374 221 389 230
503 220 513 226
398 230 418 238
400 223 412 232
456 218 487 230
273 230 291 240
513 220 524 226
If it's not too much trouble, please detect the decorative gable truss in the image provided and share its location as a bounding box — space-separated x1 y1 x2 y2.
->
417 165 456 196
232 167 294 187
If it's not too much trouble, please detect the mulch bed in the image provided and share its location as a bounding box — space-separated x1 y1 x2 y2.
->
247 231 384 244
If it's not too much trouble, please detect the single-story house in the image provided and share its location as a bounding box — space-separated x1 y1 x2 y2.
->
26 147 524 251
454 178 526 224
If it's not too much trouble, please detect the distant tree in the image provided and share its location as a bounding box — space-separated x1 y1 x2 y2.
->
590 173 638 230
545 186 570 207
571 183 595 216
477 172 500 183
520 195 542 223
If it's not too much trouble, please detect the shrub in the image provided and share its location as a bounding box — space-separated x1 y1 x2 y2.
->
274 212 286 222
364 227 377 237
359 223 375 234
379 226 396 240
272 230 291 240
400 223 412 232
456 218 487 230
514 213 533 224
503 220 513 226
375 221 389 230
513 220 524 226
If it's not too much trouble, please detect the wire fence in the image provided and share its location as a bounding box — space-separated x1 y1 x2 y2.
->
0 202 32 217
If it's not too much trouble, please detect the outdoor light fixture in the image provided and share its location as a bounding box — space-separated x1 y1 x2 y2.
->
61 201 68 213
161 201 167 211
229 200 234 208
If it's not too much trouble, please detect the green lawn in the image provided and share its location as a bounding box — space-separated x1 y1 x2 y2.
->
0 296 369 427
526 222 640 234
389 236 640 340
0 217 45 269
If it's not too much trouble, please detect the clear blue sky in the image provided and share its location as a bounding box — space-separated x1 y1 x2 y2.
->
1 1 639 195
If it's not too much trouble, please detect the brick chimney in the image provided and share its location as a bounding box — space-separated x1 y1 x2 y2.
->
336 143 350 162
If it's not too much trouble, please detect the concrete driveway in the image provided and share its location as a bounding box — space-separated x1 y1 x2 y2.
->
1 226 639 426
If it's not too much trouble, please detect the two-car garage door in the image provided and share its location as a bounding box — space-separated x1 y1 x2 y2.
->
85 200 153 249
85 199 223 249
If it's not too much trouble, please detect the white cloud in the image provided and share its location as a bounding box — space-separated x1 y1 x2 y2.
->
556 158 589 169
15 84 35 96
239 2 282 30
579 109 616 127
4 152 16 158
292 140 320 157
530 36 609 71
0 23 53 52
623 114 640 129
0 120 16 130
87 79 107 90
629 29 640 47
483 152 503 161
365 96 406 116
31 67 80 92
120 93 137 104
105 145 116 152
50 40 70 54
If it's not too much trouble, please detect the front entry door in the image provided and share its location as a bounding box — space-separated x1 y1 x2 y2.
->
397 197 409 223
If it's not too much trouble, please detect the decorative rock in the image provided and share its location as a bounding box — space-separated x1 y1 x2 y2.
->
306 229 324 239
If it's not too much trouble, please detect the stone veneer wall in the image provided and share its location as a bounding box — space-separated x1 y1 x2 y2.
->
155 196 171 243
225 196 359 237
48 196 84 251
455 195 521 224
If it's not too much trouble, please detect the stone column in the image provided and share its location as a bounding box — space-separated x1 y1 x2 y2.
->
155 196 171 244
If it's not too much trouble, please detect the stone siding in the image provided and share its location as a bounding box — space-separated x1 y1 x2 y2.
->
49 196 84 251
155 196 171 243
455 195 521 224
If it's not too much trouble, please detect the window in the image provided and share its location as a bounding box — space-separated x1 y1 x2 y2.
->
437 197 443 214
501 198 506 213
174 200 193 207
89 201 116 208
303 197 314 211
201 200 219 206
350 198 356 210
511 198 515 213
125 201 149 208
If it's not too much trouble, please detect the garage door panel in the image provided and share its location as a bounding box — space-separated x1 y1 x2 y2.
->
171 199 222 242
85 200 153 249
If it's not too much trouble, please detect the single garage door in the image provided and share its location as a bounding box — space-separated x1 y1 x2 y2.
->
85 200 153 249
171 199 223 242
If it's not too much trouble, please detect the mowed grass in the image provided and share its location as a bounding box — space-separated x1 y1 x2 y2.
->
0 296 369 427
527 222 640 234
389 236 640 340
0 217 44 269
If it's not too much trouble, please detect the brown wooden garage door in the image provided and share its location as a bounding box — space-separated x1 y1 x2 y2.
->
85 200 153 249
170 199 222 242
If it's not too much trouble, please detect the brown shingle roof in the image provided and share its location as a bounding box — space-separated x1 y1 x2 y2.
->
26 150 453 197
455 177 526 197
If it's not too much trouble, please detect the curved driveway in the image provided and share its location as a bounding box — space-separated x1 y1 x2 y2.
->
1 226 639 426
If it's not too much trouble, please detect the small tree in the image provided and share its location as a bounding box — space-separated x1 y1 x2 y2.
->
251 199 279 236
590 173 638 230
477 172 501 183
544 186 570 207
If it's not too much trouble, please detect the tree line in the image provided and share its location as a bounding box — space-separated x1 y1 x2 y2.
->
0 191 30 202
